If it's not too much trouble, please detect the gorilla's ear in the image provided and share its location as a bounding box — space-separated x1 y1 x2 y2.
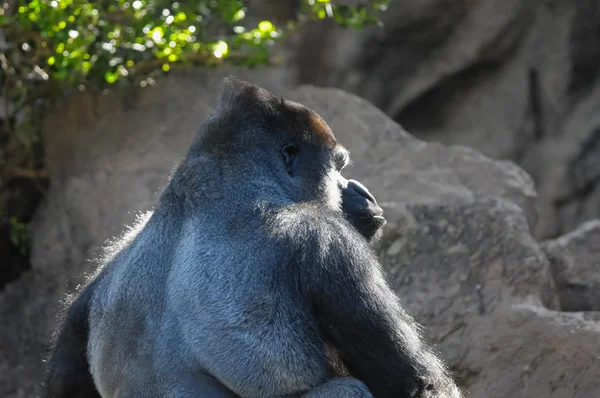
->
217 76 277 113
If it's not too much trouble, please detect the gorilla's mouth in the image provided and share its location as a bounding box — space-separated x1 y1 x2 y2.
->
362 214 386 227
359 213 385 221
358 213 383 218
373 215 386 224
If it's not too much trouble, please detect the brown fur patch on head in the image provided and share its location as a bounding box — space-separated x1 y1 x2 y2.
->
278 99 337 147
200 77 339 154
307 111 336 146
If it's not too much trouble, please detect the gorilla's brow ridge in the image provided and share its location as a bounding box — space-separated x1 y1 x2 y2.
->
306 111 336 146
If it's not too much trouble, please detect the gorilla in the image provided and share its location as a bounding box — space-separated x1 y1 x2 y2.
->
43 78 462 398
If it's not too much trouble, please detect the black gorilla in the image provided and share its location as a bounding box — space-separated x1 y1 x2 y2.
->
43 78 462 398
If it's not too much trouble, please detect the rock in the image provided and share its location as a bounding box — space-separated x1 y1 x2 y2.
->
1 70 599 398
290 0 540 152
542 219 600 312
0 271 63 398
465 301 600 398
284 0 600 239
523 84 600 239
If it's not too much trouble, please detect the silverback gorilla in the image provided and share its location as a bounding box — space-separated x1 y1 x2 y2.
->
43 78 462 398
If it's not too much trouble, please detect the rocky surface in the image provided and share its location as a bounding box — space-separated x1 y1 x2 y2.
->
285 0 600 240
1 70 599 397
543 220 600 312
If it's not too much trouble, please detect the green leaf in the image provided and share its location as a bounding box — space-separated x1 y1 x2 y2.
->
0 0 388 113
258 20 273 32
104 71 119 83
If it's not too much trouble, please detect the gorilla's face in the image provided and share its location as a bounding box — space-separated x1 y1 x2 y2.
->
199 80 386 242
329 146 386 240
282 141 386 242
278 107 386 242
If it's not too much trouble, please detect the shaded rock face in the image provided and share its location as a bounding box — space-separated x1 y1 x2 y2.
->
0 70 599 398
542 220 600 312
286 0 600 239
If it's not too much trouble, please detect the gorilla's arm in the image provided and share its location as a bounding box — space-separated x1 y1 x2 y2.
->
304 221 461 398
43 278 101 398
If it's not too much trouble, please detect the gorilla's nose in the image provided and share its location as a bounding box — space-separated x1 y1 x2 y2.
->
347 179 377 204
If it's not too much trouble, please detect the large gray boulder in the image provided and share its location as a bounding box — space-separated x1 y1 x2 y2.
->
286 0 600 239
1 69 599 397
542 219 600 312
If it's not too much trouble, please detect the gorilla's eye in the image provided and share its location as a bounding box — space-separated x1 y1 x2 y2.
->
282 144 299 174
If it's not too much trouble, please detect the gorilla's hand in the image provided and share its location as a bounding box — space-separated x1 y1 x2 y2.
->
340 178 386 242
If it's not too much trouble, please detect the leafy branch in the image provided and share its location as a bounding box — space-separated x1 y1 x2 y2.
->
0 0 388 255
0 0 388 180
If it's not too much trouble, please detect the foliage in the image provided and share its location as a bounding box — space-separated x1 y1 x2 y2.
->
0 0 388 90
0 0 388 171
0 0 387 250
9 216 30 255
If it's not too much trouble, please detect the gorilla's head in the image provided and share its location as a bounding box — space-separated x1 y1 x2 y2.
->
184 77 385 241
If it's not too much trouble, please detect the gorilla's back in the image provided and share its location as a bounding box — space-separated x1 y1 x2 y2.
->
87 205 182 395
87 204 333 396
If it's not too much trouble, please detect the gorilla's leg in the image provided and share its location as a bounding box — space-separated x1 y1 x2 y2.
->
166 374 371 398
115 373 238 398
178 373 239 398
171 375 371 398
302 378 373 398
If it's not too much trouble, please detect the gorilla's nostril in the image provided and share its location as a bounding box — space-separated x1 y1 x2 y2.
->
348 179 376 203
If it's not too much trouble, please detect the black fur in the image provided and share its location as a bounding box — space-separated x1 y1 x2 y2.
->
43 277 102 397
42 77 461 398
